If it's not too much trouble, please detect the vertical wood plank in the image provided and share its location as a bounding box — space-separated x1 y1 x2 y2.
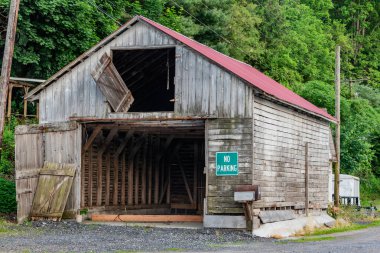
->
88 146 93 207
121 151 126 205
113 151 119 205
105 152 110 206
128 155 134 205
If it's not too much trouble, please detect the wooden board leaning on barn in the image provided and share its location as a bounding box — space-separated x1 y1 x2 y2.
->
30 162 76 221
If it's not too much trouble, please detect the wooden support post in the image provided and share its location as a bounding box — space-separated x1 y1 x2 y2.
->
134 152 140 205
193 143 198 207
127 136 145 205
148 141 153 205
154 158 159 204
36 102 39 120
105 152 111 206
128 157 134 205
0 0 20 147
243 202 253 231
141 141 148 205
96 154 103 206
88 146 93 207
121 151 127 205
6 84 13 118
113 153 119 205
23 86 29 119
96 128 118 206
166 168 171 204
334 45 341 207
305 142 309 216
176 154 194 204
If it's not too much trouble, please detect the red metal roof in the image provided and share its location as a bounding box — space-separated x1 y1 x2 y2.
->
140 16 335 122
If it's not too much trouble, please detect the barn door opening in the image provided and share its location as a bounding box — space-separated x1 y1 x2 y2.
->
81 121 205 218
112 48 175 112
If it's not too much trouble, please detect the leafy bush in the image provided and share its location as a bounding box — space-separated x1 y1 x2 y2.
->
0 178 16 214
0 117 17 178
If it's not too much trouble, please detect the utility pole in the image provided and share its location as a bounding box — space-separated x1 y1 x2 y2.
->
0 0 20 148
334 46 341 207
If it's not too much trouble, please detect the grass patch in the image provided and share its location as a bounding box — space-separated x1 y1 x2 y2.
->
303 219 380 237
291 236 335 243
0 218 14 235
164 248 185 251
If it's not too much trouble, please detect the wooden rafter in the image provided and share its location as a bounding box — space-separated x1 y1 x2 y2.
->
82 125 102 154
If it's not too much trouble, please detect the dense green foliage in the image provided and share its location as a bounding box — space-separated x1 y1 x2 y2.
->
0 178 16 213
0 0 379 202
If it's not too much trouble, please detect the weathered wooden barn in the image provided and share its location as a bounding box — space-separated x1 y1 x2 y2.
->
15 16 336 227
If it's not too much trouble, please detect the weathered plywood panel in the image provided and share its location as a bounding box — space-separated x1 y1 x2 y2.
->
252 96 330 209
206 118 253 214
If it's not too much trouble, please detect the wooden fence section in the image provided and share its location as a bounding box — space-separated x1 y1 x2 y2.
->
206 118 253 214
30 162 76 221
252 97 331 209
15 122 82 223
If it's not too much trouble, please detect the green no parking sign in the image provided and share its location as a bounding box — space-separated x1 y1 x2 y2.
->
216 152 239 176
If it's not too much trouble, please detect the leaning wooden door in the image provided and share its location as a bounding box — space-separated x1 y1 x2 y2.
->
30 162 76 221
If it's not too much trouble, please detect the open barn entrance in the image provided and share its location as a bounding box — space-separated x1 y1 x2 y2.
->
80 120 205 219
112 48 175 112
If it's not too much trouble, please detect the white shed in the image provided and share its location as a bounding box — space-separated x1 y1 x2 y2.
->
329 174 360 205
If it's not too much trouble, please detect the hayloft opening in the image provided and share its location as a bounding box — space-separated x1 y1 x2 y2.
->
112 48 175 112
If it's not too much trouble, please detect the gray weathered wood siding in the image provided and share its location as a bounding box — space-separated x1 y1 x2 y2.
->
15 122 82 222
174 46 253 118
38 21 253 123
206 118 253 214
252 97 330 209
38 22 176 123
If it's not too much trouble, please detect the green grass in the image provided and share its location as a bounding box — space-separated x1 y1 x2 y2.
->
308 219 380 236
164 248 185 251
0 219 13 235
291 236 335 243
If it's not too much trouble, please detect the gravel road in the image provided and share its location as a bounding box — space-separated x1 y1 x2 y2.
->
0 221 379 253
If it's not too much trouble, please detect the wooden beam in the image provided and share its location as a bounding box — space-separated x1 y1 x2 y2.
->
148 142 153 205
88 146 93 207
92 214 203 223
193 143 198 207
305 142 309 216
98 128 118 154
96 154 103 206
175 152 194 204
82 126 102 154
141 140 148 205
113 153 119 206
105 152 111 206
23 86 29 118
114 130 134 157
6 84 13 118
121 150 127 205
97 128 118 206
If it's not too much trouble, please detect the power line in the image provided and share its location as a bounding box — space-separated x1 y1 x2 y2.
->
169 0 253 60
87 0 122 26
